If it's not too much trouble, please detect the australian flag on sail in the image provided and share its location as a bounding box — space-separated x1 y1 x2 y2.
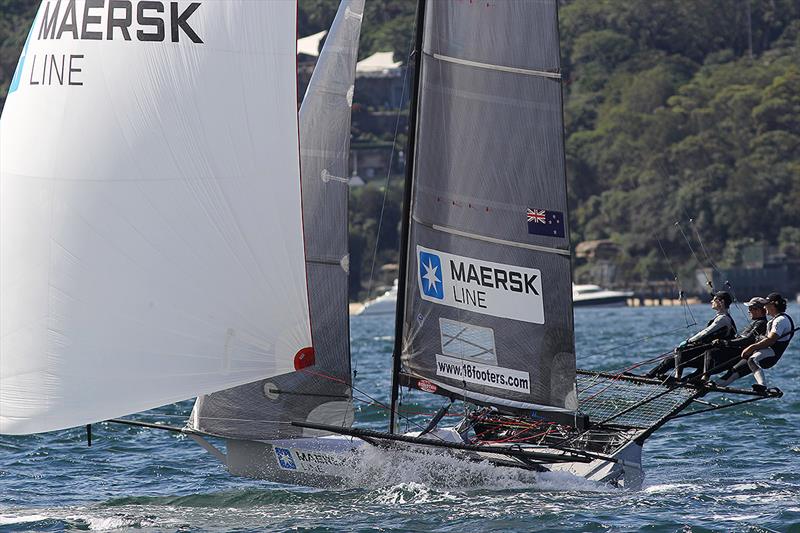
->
527 208 565 238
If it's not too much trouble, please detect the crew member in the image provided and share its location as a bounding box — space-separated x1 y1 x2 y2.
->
646 291 737 379
688 297 768 382
715 292 794 392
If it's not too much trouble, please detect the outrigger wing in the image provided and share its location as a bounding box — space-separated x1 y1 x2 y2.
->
577 371 781 426
551 370 782 456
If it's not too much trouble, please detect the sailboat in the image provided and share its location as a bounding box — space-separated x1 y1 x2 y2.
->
572 284 633 307
1 0 778 489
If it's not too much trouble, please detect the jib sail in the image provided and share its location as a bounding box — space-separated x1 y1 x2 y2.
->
0 1 311 435
190 0 364 440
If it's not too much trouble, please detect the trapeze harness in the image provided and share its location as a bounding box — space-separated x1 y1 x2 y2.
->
664 312 737 377
689 312 737 344
729 317 768 347
753 313 795 369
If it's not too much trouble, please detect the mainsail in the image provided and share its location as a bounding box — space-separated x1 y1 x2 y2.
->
0 1 311 434
396 0 577 415
190 0 364 440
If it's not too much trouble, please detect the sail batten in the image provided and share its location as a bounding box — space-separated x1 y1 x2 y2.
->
430 53 562 79
413 217 572 257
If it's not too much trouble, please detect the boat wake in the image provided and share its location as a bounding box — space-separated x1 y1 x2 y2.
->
339 446 540 490
0 511 166 531
327 446 613 494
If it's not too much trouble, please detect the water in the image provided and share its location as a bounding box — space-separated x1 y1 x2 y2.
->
2 304 799 532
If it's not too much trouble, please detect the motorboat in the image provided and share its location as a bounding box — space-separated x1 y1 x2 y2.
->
356 279 398 316
572 284 633 307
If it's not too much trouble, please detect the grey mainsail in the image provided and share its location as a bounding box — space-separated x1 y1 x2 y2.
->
190 0 364 439
397 0 577 414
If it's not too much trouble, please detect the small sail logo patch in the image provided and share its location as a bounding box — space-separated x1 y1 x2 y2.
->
274 447 297 470
526 208 565 238
419 250 444 300
418 379 437 393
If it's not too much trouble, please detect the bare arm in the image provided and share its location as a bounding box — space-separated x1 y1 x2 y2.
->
741 332 778 358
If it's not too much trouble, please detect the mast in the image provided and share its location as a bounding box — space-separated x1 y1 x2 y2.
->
389 0 427 434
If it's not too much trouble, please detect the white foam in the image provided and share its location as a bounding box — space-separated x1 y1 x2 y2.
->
532 470 613 492
642 482 695 494
0 512 145 530
372 482 458 504
332 446 610 494
339 446 539 491
65 514 143 530
729 483 760 491
0 514 48 525
711 513 761 522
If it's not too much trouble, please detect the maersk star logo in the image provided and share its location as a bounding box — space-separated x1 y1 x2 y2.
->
274 447 297 470
419 250 444 300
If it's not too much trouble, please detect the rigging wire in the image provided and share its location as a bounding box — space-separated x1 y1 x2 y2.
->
689 217 722 273
592 324 696 358
675 220 713 293
584 230 697 362
357 23 419 435
362 39 415 304
656 235 697 327
299 367 450 443
688 217 749 323
587 346 684 383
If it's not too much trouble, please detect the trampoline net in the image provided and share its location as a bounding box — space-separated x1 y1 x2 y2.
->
577 371 698 428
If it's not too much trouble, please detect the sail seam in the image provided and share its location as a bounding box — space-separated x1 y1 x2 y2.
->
431 53 561 79
414 216 570 256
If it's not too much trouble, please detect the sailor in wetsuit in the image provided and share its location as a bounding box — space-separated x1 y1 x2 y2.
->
689 297 769 382
646 291 737 379
715 292 795 393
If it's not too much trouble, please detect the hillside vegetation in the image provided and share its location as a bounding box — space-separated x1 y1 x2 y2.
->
1 1 798 297
560 0 800 283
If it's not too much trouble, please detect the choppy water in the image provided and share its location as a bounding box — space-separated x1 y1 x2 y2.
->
2 304 798 532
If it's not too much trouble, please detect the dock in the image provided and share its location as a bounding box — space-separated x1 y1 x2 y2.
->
627 281 702 307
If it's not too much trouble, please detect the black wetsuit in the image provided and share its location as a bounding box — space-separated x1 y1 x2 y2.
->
691 317 768 379
646 312 737 378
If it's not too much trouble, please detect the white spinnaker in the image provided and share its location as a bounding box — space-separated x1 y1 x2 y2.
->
0 1 311 434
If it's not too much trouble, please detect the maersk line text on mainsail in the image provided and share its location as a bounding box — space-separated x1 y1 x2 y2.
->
449 260 539 295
